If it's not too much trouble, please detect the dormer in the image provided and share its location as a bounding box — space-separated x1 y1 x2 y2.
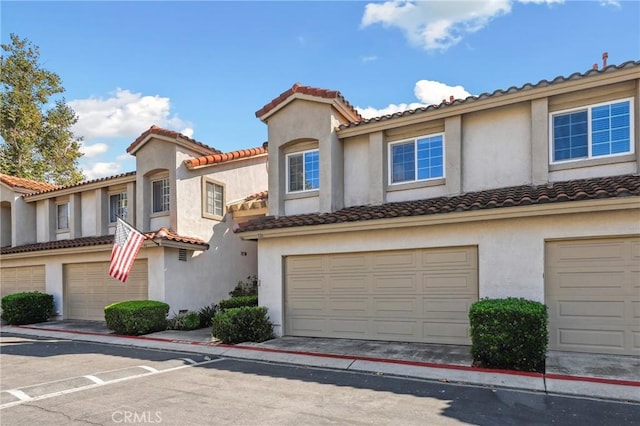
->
255 84 362 216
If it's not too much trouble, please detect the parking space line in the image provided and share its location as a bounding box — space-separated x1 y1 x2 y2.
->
5 390 31 401
139 366 158 373
84 375 105 385
0 357 225 410
180 358 197 365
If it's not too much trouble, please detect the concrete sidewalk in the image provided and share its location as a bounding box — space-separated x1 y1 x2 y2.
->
1 320 638 403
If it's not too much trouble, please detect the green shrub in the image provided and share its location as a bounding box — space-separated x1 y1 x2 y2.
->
211 306 274 344
1 292 54 325
166 310 202 331
104 300 169 335
219 295 258 311
229 275 258 297
198 304 218 328
469 297 548 373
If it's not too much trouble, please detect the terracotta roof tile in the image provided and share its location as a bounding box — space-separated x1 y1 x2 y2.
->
185 146 267 169
1 228 209 255
340 60 640 131
256 83 362 121
0 174 60 192
126 125 221 155
22 172 136 198
237 175 640 233
228 190 268 213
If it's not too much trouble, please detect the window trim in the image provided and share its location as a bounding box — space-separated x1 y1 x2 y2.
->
56 201 69 232
151 176 170 216
387 133 445 186
286 148 320 194
202 177 226 220
549 97 634 165
108 190 128 224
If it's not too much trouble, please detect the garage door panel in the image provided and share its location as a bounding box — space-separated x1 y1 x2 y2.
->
371 251 417 270
422 273 476 292
329 318 368 336
423 298 472 320
546 236 639 355
328 276 368 292
285 246 478 345
329 298 368 315
373 320 417 338
423 321 470 342
373 274 417 291
372 298 417 316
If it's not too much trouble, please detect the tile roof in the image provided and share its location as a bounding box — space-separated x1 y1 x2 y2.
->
339 60 640 131
185 145 268 169
237 174 640 233
22 172 136 198
255 82 363 121
0 228 209 255
0 174 60 192
228 190 268 213
126 125 222 155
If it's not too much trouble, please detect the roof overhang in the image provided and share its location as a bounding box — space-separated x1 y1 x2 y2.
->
238 197 640 240
258 93 358 123
24 174 136 202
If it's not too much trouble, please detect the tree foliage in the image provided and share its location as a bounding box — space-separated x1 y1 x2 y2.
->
1 33 84 185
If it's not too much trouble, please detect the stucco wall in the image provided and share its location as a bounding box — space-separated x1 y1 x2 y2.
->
81 190 96 237
255 209 639 336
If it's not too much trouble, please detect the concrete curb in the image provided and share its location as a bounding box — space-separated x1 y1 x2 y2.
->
3 325 639 403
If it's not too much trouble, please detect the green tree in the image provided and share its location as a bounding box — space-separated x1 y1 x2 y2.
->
1 33 84 185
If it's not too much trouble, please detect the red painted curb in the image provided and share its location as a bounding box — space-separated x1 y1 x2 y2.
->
8 325 639 388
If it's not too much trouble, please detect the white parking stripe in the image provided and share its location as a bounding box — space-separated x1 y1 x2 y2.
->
84 375 105 384
139 366 158 373
180 358 197 365
0 358 225 410
5 390 31 401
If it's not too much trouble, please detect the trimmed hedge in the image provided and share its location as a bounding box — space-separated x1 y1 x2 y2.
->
104 300 169 335
469 297 548 373
211 306 274 344
1 292 54 325
219 295 258 311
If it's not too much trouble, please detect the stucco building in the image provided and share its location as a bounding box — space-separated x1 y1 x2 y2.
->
1 126 268 320
238 61 640 356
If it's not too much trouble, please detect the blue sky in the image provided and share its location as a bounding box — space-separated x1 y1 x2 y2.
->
2 0 639 179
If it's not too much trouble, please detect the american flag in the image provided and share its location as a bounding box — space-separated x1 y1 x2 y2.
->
109 217 146 283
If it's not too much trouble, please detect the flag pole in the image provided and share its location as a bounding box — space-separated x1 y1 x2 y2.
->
116 215 161 246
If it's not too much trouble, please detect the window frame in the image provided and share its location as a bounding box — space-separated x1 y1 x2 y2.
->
549 97 634 165
151 177 170 215
202 177 226 220
286 149 320 194
56 201 69 231
108 191 128 224
388 133 445 186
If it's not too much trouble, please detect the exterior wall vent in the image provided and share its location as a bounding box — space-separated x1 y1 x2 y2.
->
178 248 187 262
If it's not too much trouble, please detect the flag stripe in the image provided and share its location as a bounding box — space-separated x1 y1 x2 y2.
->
109 217 146 283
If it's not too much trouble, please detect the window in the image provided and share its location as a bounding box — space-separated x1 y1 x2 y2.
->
551 99 633 163
109 192 128 223
57 203 69 230
287 149 319 193
152 178 170 213
389 134 444 184
204 180 224 218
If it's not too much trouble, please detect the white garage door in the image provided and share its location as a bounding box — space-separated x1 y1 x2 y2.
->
546 237 640 355
64 261 148 321
285 246 478 344
0 266 46 300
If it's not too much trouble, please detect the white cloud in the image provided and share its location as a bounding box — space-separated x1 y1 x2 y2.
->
180 127 194 138
361 55 379 63
79 142 108 158
414 80 473 105
598 0 620 7
116 153 135 162
356 80 473 119
82 162 122 180
361 1 563 51
69 88 191 140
